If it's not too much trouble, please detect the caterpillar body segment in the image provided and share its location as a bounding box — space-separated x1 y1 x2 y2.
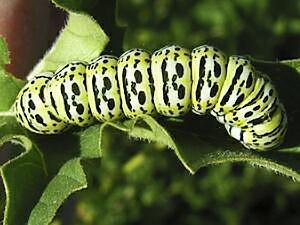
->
223 74 278 128
212 56 256 118
225 104 287 150
45 62 94 126
86 55 123 121
14 73 68 134
118 49 155 118
191 45 227 115
14 45 287 151
151 45 192 117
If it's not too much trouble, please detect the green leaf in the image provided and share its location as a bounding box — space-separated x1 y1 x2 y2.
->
0 70 24 112
0 135 47 225
27 158 87 225
281 58 300 73
78 121 130 159
124 115 186 169
78 124 102 158
109 115 300 181
164 124 300 180
28 12 109 80
0 37 24 112
0 113 25 137
51 0 125 55
0 37 26 140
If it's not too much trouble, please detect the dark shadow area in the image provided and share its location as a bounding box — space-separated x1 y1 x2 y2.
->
159 112 235 149
0 142 24 165
31 131 80 177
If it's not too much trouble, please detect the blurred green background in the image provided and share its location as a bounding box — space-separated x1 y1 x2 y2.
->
54 0 300 224
119 0 300 60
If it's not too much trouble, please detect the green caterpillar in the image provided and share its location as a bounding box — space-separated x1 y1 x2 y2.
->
14 45 287 151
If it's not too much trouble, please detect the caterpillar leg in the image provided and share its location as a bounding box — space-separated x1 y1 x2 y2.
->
14 73 69 134
151 45 192 116
86 55 123 121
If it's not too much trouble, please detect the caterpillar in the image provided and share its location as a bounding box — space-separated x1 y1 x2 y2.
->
14 45 287 151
